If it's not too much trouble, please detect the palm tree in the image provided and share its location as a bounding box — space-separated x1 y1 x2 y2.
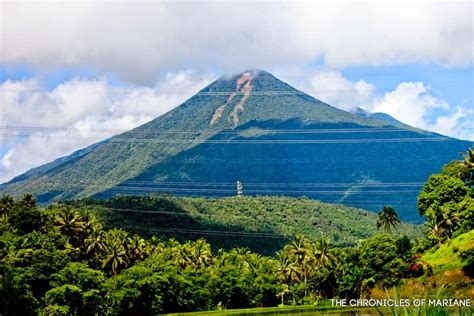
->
376 206 400 234
85 230 107 257
243 253 262 272
284 235 310 265
0 195 15 216
19 194 36 208
102 228 129 275
126 234 149 263
188 239 212 269
312 239 334 268
102 241 128 275
81 212 102 236
54 208 85 241
284 235 312 290
275 252 301 284
462 147 474 184
276 284 290 306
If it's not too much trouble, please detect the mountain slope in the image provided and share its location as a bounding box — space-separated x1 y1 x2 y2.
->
353 107 407 127
1 70 472 222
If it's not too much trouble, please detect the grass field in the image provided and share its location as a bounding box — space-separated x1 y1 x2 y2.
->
165 304 388 315
422 230 474 273
165 304 473 316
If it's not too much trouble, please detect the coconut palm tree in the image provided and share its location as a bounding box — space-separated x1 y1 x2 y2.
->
284 235 310 265
81 212 102 236
284 235 312 292
54 208 85 241
19 194 36 208
376 206 400 234
102 228 129 275
126 234 148 263
243 253 262 272
276 284 290 306
275 252 301 284
85 230 107 257
102 241 128 275
462 147 474 184
188 239 212 269
0 195 15 216
312 238 334 268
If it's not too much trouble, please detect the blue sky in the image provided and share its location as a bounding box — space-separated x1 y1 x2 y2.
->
1 0 473 182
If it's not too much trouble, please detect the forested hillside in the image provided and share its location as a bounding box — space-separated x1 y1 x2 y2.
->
71 195 420 254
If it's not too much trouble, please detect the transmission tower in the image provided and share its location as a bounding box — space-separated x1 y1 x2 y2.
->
236 181 243 197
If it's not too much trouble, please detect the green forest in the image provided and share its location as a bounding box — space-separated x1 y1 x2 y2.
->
70 194 420 255
0 149 472 315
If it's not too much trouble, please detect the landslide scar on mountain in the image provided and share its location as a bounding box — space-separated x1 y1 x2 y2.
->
228 72 253 127
209 93 236 125
209 72 253 127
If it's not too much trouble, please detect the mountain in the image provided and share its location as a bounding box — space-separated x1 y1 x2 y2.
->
353 107 407 127
1 70 472 222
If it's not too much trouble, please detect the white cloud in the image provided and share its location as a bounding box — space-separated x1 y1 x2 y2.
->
297 69 375 111
371 82 449 127
371 82 473 140
0 71 214 182
291 70 474 141
1 1 472 83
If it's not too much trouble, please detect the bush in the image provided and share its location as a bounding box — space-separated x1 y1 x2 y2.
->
460 249 474 278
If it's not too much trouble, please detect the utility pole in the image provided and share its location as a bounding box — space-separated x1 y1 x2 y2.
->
236 181 243 197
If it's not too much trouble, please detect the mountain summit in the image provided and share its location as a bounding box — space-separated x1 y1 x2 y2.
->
2 70 471 222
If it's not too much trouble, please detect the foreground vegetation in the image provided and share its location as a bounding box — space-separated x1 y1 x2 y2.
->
0 197 442 315
70 195 420 254
0 149 472 315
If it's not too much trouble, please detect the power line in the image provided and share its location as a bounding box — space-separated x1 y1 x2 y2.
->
0 133 455 144
100 187 421 194
0 85 472 95
55 182 424 193
28 180 426 191
0 126 417 133
1 126 472 133
116 181 426 187
119 225 291 239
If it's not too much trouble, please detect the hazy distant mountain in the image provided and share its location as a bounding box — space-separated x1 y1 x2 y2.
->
2 70 471 222
352 107 407 127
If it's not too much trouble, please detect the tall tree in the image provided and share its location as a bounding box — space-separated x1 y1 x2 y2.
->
0 195 15 216
376 206 400 235
462 147 474 185
102 229 129 275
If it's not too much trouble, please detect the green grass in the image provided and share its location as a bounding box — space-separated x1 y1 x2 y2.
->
421 230 474 273
166 303 473 316
165 304 390 315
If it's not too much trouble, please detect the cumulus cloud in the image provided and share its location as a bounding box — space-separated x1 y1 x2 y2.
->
292 70 473 141
371 82 473 140
295 69 375 111
371 82 449 127
2 1 472 82
0 71 214 182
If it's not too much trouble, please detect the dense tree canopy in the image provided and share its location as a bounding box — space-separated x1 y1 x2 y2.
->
418 148 473 242
0 195 420 315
